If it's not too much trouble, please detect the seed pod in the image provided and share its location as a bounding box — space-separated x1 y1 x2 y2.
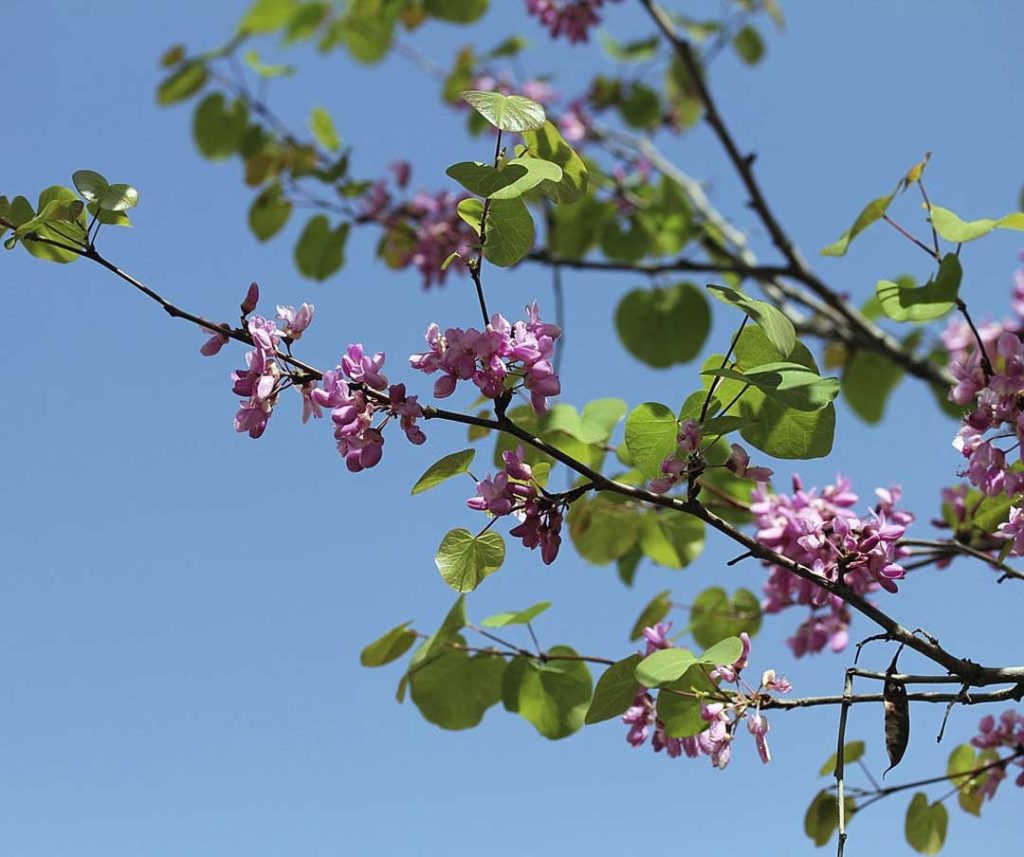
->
882 658 910 776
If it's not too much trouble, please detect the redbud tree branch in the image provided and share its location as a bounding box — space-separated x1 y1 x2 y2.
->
7 216 1022 690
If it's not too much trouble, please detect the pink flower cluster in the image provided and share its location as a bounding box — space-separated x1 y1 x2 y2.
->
622 625 790 767
360 163 475 290
650 419 772 494
970 709 1024 800
201 283 317 439
309 346 425 472
467 445 563 564
410 302 561 413
525 0 622 43
202 283 425 469
752 476 913 657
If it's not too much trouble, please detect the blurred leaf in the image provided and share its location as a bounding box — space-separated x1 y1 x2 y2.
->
156 61 208 105
578 398 627 444
629 589 672 641
638 512 705 569
244 49 296 77
424 0 489 23
568 494 641 565
618 82 661 129
248 184 293 241
599 32 659 62
309 105 341 151
905 792 947 855
843 349 903 423
821 189 896 257
238 0 298 33
616 282 711 368
732 25 765 64
818 740 866 777
294 215 349 279
193 93 249 159
690 587 762 649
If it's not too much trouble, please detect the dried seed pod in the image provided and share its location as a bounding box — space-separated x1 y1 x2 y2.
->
882 657 910 776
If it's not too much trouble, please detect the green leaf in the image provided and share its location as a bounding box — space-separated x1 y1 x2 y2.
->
481 601 551 628
615 283 711 368
707 284 796 358
638 512 705 569
248 184 293 241
407 594 466 676
435 528 505 593
424 0 489 22
456 197 484 234
485 35 528 59
601 217 652 263
72 170 140 212
703 362 840 411
877 254 961 323
732 24 765 64
461 90 546 132
447 161 525 197
585 654 642 724
520 120 588 204
578 398 627 444
690 587 762 649
629 590 672 641
294 215 349 280
156 61 208 105
618 82 661 129
411 449 475 494
599 32 659 63
732 327 836 460
502 646 592 739
488 157 562 200
843 349 904 423
568 494 641 565
410 639 505 729
238 0 298 33
617 545 642 587
283 1 329 43
927 204 996 243
624 402 678 479
243 49 296 78
656 664 718 736
819 740 866 777
309 106 341 151
905 792 948 855
635 647 698 687
323 0 400 62
484 196 534 267
947 743 990 816
804 790 855 847
17 187 88 263
698 636 743 666
360 621 416 666
821 190 896 256
193 93 249 160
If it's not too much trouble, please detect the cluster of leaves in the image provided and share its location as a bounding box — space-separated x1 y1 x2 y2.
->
1 170 139 263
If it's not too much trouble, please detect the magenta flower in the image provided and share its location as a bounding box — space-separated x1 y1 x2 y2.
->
725 443 773 482
525 0 622 43
342 343 389 390
241 281 260 314
200 324 230 356
747 712 771 764
276 303 314 340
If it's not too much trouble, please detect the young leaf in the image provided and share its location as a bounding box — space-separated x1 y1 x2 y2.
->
821 189 896 256
434 528 505 592
706 284 796 358
480 601 551 628
520 120 589 203
156 61 208 105
461 90 546 132
488 157 562 200
456 197 484 234
703 362 840 411
819 740 867 777
411 449 475 494
294 215 349 280
698 636 743 666
876 254 961 323
360 621 417 666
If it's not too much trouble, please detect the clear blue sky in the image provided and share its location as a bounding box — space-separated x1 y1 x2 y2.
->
3 2 1024 855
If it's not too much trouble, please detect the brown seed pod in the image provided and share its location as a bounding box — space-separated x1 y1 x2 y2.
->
882 656 910 776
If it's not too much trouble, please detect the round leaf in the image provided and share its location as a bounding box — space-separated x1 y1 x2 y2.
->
461 90 546 132
616 283 711 368
434 528 505 592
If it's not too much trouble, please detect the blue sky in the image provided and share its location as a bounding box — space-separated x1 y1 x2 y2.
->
3 1 1024 855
